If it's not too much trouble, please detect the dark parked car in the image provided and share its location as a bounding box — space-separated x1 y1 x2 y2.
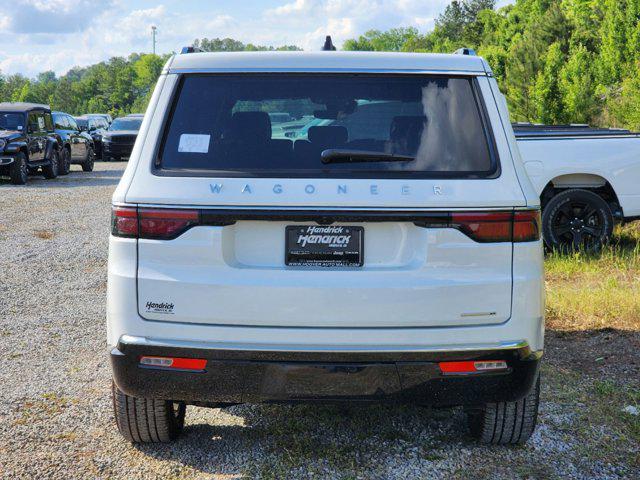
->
0 102 60 184
52 112 95 173
102 116 142 161
76 115 109 159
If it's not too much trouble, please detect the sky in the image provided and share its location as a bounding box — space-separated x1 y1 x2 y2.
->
0 0 513 78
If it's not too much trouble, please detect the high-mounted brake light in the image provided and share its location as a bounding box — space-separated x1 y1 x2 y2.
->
439 360 508 374
139 356 207 371
111 207 200 239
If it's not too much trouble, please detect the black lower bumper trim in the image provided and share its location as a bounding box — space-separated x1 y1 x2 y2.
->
111 342 541 407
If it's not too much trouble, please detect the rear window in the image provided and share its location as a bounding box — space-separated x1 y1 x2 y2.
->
157 74 498 178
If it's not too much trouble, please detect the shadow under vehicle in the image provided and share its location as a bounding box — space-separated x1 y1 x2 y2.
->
0 102 61 185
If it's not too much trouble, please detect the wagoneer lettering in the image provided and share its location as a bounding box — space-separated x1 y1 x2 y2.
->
108 50 544 446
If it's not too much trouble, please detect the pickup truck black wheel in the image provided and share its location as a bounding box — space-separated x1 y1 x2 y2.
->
542 189 613 253
59 147 71 175
42 150 59 179
112 381 186 443
82 147 95 172
9 152 28 185
467 376 540 445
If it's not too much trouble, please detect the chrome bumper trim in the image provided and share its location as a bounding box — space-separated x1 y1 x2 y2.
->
118 334 532 355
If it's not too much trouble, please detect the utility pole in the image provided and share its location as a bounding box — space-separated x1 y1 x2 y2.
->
151 26 157 55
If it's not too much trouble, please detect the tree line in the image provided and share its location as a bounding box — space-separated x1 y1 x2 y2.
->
343 0 640 129
2 0 640 129
0 39 299 117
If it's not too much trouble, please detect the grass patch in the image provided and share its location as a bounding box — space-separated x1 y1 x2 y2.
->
545 223 640 331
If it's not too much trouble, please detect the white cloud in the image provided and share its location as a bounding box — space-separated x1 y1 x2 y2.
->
0 0 117 33
0 0 515 78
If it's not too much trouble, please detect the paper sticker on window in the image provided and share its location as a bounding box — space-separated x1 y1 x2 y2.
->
37 117 45 130
178 134 210 153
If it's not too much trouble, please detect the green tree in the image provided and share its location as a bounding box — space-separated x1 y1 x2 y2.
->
559 44 598 123
533 42 568 123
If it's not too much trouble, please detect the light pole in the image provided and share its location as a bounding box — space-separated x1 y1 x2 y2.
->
151 26 157 55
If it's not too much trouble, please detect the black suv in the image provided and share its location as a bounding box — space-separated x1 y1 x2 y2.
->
76 115 109 160
52 112 95 173
0 102 61 185
102 116 142 161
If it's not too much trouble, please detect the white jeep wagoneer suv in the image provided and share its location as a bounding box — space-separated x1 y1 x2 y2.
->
107 49 544 445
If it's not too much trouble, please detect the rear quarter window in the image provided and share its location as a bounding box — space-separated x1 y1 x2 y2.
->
156 74 499 179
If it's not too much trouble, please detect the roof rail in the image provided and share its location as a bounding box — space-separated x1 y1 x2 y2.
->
181 46 203 54
454 47 476 56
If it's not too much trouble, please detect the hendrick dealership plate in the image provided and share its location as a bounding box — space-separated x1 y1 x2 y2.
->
285 225 364 267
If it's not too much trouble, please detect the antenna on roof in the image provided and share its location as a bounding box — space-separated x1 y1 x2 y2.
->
322 36 336 51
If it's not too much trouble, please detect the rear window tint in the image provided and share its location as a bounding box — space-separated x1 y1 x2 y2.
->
157 74 498 178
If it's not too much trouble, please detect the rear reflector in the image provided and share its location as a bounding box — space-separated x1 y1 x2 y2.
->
139 356 207 371
439 360 508 374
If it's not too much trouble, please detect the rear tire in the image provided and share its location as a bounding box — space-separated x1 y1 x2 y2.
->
42 150 59 179
467 376 540 445
112 381 186 443
9 152 28 185
82 147 95 172
542 189 613 252
59 147 71 175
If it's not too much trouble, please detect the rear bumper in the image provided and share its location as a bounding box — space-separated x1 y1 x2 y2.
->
111 336 542 406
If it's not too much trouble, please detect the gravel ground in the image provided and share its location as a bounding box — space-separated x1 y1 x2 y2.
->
1 162 638 479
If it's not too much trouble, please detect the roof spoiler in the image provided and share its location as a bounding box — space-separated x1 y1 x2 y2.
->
180 46 204 54
454 47 476 56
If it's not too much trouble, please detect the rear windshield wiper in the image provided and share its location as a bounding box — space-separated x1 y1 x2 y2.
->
321 149 415 164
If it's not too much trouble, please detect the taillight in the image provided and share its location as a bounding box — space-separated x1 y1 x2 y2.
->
138 208 199 239
451 212 513 242
513 210 541 242
111 206 138 237
111 207 199 239
450 210 541 243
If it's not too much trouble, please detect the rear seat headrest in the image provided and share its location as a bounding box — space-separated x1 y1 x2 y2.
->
308 126 348 145
228 111 272 142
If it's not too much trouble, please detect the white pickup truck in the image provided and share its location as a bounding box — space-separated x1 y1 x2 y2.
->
514 124 640 251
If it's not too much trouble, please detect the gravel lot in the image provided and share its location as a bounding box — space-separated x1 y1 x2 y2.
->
1 162 638 479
